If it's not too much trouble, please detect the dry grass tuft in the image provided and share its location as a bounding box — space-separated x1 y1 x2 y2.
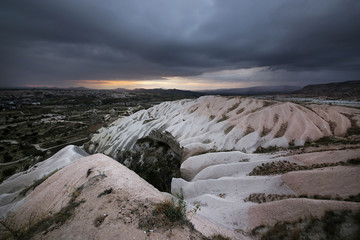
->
273 114 279 124
217 115 229 123
274 122 288 138
208 234 232 240
261 127 271 137
227 103 240 113
236 108 245 115
243 126 255 136
224 125 235 134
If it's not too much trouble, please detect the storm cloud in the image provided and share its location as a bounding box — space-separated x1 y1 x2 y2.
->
1 0 359 88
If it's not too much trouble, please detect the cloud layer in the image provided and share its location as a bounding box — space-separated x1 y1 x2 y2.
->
1 0 359 88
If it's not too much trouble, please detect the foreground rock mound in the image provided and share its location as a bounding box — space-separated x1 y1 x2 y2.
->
0 145 88 213
0 154 205 240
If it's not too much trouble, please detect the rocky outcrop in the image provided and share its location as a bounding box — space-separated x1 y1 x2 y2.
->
0 145 88 215
84 96 360 238
0 154 206 240
86 96 360 159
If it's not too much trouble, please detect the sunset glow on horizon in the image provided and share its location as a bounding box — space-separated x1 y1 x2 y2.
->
74 78 250 90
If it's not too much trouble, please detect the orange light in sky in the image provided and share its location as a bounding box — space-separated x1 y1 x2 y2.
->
76 77 248 90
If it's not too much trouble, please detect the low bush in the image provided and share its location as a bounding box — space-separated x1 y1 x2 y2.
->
154 198 186 223
208 234 232 240
153 189 187 223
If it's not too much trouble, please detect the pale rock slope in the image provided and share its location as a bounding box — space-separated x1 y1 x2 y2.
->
88 96 358 158
0 145 88 215
87 96 360 239
1 154 205 240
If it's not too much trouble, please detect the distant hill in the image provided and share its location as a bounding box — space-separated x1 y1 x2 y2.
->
131 88 203 98
199 85 301 96
293 80 360 99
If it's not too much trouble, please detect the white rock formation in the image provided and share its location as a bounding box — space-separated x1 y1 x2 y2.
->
0 145 88 215
1 154 209 240
86 96 360 238
88 96 358 158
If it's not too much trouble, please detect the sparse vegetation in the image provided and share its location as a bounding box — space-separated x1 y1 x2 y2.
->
263 101 276 108
208 234 232 240
261 127 271 137
253 210 360 240
19 170 58 197
273 113 279 124
248 159 358 176
244 193 360 203
218 193 226 198
203 139 212 144
348 158 360 165
154 198 186 223
224 125 235 134
227 102 240 113
136 192 204 238
344 114 360 136
217 114 229 123
153 189 187 224
96 169 107 177
274 122 288 138
97 187 113 198
189 107 198 114
311 136 360 146
236 108 244 115
249 107 264 114
244 125 255 136
329 121 337 134
261 222 289 240
254 146 281 153
1 185 85 240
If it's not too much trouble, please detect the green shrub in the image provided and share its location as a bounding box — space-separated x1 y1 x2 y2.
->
154 198 186 223
154 189 187 223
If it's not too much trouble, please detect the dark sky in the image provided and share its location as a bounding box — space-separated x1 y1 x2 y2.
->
1 0 359 89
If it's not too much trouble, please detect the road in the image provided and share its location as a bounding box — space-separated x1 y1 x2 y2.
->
32 137 89 152
0 137 89 166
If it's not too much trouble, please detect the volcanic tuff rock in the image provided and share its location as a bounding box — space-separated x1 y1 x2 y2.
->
2 96 359 239
86 96 360 238
87 96 359 158
0 154 206 240
0 145 88 216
